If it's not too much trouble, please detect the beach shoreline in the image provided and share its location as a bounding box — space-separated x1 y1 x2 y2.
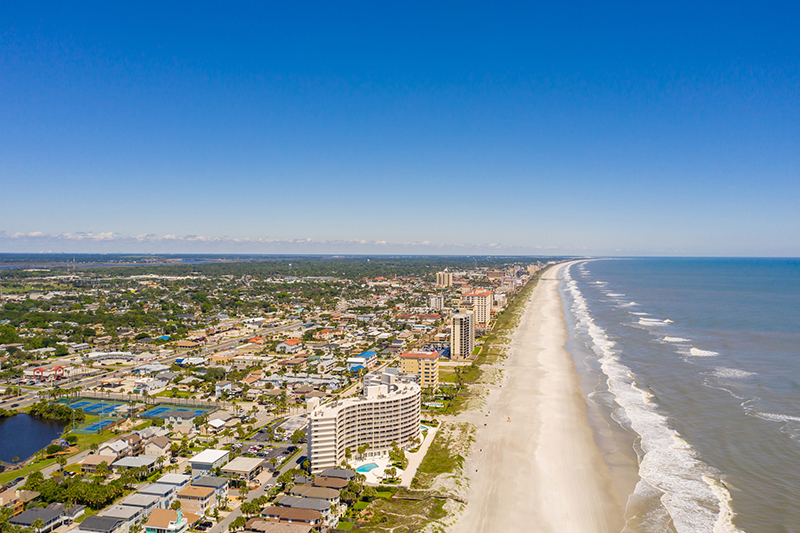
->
449 262 627 533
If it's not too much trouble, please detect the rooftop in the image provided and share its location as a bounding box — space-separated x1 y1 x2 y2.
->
189 449 230 465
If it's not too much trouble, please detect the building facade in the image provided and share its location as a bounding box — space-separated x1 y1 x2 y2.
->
398 352 439 389
308 371 421 474
450 311 475 361
435 272 453 288
461 289 493 325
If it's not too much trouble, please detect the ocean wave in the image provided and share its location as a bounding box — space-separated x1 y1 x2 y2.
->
663 337 691 343
690 347 719 357
563 264 743 533
639 317 670 326
630 311 649 316
608 293 625 297
712 367 755 379
750 411 800 423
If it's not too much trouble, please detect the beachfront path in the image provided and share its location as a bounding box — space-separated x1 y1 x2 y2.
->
450 263 625 533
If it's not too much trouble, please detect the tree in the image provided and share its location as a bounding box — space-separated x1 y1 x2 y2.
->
32 519 45 533
229 516 247 532
239 485 249 500
170 500 182 511
290 429 305 444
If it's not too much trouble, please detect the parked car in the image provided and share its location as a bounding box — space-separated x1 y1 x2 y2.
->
10 403 19 408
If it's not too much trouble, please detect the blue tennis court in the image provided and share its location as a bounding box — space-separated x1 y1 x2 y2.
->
80 420 114 432
140 405 210 419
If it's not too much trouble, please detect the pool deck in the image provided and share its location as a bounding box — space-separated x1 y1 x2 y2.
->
351 424 439 487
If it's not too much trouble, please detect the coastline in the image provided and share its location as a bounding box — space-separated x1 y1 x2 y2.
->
450 262 627 533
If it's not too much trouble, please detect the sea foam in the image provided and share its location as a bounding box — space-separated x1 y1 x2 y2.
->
563 263 742 533
690 347 719 357
663 337 691 343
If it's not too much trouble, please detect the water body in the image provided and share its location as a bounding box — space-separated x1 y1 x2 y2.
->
0 414 68 463
560 258 800 533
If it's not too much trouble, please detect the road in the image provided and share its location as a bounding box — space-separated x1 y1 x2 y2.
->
210 444 308 533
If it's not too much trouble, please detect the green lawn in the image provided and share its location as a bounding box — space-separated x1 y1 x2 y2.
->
0 457 58 485
335 521 354 531
353 501 369 510
154 390 194 399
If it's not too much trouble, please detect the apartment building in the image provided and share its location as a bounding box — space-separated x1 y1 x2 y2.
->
308 370 421 473
398 352 439 389
176 486 215 515
428 294 444 310
462 289 493 325
451 311 475 361
435 272 453 288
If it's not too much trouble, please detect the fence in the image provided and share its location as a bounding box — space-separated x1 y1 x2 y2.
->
80 390 228 410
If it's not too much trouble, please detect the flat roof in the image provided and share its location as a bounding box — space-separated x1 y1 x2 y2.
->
100 505 141 519
221 456 265 474
189 449 230 465
121 494 161 508
158 473 191 485
178 486 214 498
139 483 175 496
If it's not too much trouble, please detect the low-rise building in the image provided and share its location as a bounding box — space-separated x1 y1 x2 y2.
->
189 449 230 477
220 456 265 481
190 477 228 504
99 505 144 532
139 483 178 509
75 515 126 533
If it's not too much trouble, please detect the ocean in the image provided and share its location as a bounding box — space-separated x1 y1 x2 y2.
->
559 258 800 533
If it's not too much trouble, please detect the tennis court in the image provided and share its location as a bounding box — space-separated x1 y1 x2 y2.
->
73 419 115 434
140 404 210 419
62 398 126 416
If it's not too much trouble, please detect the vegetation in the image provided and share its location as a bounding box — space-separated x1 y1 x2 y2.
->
28 401 85 422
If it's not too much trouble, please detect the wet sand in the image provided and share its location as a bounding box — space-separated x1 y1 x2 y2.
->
450 263 627 533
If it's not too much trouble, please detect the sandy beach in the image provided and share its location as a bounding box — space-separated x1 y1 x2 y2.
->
450 263 627 533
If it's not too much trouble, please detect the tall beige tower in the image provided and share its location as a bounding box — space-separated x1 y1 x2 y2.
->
435 271 453 288
451 310 475 361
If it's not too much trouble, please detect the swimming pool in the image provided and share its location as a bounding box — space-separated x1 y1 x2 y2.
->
356 462 379 473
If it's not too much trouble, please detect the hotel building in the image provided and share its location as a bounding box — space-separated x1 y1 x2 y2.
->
308 370 421 473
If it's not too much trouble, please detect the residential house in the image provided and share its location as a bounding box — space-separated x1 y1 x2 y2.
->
176 486 215 515
139 483 178 509
214 381 232 398
275 496 333 524
74 516 126 533
10 507 67 533
244 519 311 533
145 436 172 457
99 505 145 533
157 474 191 492
120 494 160 517
144 509 200 533
81 454 113 473
275 339 302 354
260 507 321 529
111 455 159 474
98 439 129 459
288 485 340 506
190 477 228 505
0 489 40 516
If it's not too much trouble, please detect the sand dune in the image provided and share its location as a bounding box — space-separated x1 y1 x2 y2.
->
450 263 625 533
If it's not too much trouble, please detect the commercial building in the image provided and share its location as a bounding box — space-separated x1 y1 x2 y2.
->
435 272 453 288
398 352 439 389
461 289 493 325
451 311 475 361
188 449 230 477
221 457 266 481
308 370 421 474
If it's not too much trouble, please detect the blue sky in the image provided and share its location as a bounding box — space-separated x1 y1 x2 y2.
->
1 2 799 256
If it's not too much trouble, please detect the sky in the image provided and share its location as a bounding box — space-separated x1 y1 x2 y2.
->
1 1 799 256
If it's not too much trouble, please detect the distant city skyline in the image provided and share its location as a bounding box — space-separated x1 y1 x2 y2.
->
2 3 798 256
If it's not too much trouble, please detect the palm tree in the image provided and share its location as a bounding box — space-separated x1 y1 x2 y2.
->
31 518 45 533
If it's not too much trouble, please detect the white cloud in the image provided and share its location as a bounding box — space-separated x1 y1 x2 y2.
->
0 229 572 255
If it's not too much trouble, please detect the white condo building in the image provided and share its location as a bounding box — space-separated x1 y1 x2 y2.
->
451 310 475 361
308 371 421 473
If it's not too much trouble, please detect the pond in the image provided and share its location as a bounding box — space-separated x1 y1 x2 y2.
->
0 413 68 463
